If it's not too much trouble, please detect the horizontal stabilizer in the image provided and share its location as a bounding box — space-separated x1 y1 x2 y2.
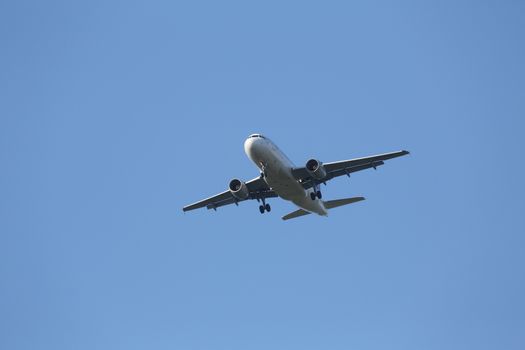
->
282 197 365 220
282 208 311 221
323 196 365 209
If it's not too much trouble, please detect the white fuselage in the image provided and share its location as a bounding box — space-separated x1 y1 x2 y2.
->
244 135 328 216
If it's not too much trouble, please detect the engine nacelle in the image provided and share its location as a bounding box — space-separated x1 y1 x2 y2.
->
306 159 327 180
229 178 250 200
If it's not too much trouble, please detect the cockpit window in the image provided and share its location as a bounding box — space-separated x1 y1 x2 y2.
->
249 134 265 139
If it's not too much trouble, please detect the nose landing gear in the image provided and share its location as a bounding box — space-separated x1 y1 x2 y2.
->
259 162 268 179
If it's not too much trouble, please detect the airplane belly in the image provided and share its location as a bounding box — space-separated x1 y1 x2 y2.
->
252 139 326 215
291 196 328 216
269 173 327 215
265 164 304 200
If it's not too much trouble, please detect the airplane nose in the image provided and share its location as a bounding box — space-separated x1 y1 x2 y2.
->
244 137 255 158
244 136 262 160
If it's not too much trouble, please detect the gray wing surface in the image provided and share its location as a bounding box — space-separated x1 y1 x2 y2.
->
291 150 409 189
182 176 276 212
282 208 311 221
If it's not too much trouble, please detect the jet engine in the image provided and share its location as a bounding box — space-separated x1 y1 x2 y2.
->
229 178 250 200
305 159 327 180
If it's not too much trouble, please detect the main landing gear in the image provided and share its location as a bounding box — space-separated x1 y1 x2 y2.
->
258 196 271 214
310 191 322 200
310 183 322 200
259 203 271 213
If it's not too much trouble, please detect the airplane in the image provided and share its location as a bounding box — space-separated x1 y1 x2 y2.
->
183 134 409 220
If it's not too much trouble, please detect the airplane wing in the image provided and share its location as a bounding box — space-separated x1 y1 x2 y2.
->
182 176 277 212
291 150 409 189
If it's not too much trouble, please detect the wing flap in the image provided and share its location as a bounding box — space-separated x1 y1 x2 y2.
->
299 161 385 189
206 197 236 210
292 150 409 184
324 150 409 173
183 190 232 212
183 176 276 212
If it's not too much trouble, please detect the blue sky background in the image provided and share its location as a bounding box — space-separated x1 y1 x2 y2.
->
1 1 524 349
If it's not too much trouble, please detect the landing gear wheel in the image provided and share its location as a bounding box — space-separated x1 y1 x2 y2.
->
316 191 322 199
265 204 271 212
310 192 316 200
259 205 265 214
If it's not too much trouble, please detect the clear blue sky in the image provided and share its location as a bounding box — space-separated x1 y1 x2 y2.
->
1 1 524 349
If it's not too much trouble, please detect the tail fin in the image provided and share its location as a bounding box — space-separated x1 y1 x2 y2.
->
323 196 365 209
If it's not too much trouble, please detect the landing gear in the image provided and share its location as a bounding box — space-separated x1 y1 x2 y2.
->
259 162 267 179
258 196 271 213
310 191 322 200
310 183 323 200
